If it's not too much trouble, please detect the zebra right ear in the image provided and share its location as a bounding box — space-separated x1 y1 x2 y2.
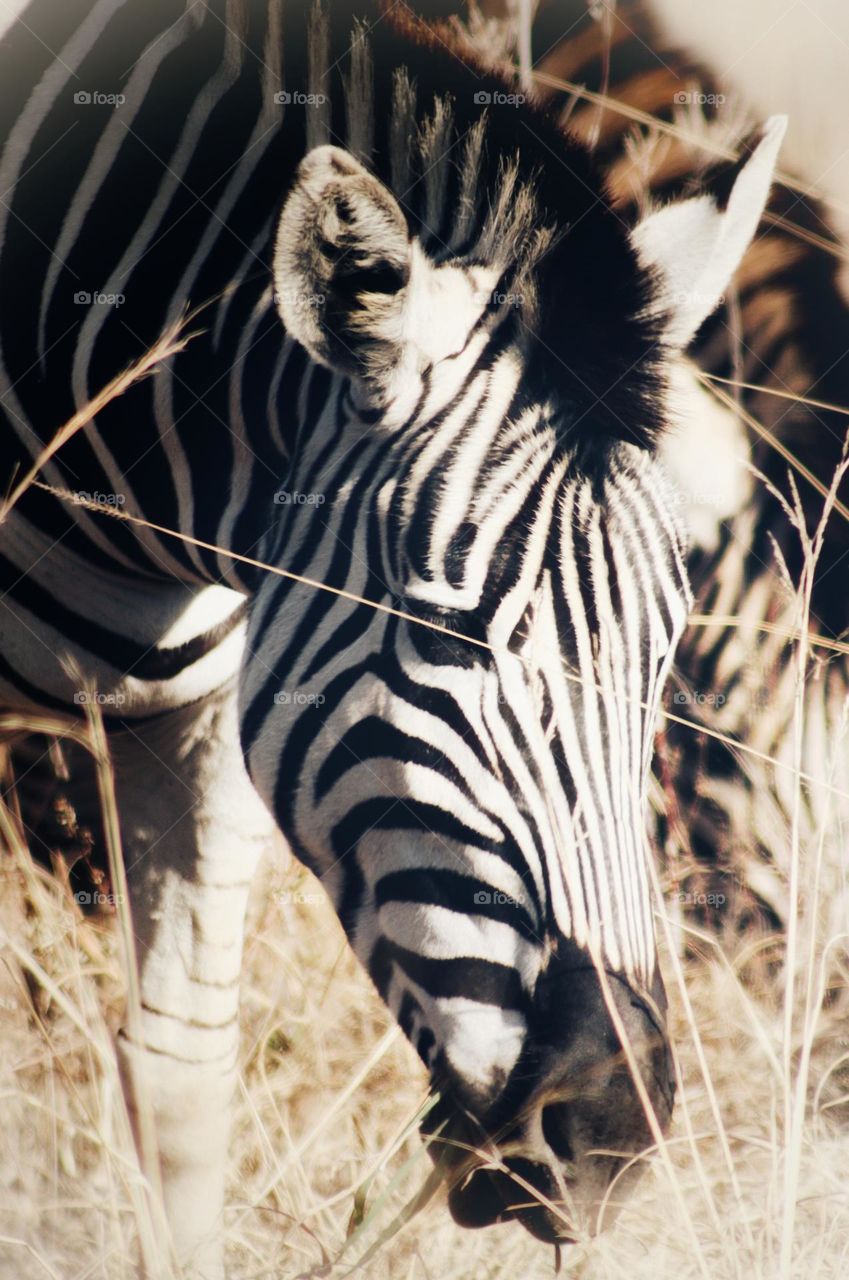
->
273 145 412 390
631 115 786 349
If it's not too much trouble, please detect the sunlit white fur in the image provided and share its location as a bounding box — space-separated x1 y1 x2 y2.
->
661 359 753 554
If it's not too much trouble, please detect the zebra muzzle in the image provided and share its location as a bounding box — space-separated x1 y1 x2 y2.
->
446 1155 577 1243
425 964 675 1242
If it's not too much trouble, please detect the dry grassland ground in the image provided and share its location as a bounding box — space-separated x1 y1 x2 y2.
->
1 793 848 1280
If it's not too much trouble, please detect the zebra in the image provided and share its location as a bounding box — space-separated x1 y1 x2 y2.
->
531 1 849 973
0 0 784 1273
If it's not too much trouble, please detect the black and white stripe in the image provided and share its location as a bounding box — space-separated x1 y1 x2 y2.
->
526 0 849 942
0 1 785 1268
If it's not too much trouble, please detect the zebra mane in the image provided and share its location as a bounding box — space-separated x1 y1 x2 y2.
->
305 1 552 323
304 0 667 450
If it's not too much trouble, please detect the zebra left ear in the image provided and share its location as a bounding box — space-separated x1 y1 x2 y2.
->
631 115 787 349
273 145 412 390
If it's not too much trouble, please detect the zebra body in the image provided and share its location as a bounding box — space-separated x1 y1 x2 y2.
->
0 2 785 1273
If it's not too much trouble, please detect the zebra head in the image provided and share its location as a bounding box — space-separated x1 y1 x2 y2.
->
242 95 784 1242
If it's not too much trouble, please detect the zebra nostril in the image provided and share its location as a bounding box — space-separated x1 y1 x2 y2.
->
541 1102 575 1163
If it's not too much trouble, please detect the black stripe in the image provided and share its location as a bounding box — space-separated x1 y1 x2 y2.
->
375 867 540 940
369 937 526 1009
0 556 246 680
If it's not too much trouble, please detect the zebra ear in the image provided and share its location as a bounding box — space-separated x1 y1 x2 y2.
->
631 116 786 349
273 145 412 388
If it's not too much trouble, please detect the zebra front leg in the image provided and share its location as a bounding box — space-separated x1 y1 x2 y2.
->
107 685 278 1279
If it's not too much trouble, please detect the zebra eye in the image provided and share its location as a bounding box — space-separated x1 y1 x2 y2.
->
399 597 490 649
400 598 463 628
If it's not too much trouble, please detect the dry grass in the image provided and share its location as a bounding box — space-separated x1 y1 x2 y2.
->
1 411 847 1280
1 740 848 1280
2 475 846 1278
